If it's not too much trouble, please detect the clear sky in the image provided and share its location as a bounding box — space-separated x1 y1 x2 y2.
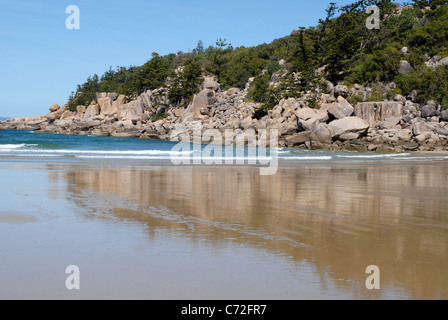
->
0 0 355 118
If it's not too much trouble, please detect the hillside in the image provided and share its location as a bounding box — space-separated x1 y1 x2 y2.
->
66 0 448 111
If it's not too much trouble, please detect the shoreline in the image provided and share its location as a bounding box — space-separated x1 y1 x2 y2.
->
1 127 447 155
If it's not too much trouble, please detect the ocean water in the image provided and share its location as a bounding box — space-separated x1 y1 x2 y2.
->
1 129 448 163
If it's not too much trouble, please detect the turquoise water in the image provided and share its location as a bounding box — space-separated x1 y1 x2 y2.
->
1 129 448 163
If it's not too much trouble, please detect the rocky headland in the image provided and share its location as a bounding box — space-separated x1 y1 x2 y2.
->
1 75 448 153
2 2 448 153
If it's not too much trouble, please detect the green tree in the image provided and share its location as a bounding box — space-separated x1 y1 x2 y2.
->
219 47 266 89
168 60 203 107
137 52 169 93
205 38 233 82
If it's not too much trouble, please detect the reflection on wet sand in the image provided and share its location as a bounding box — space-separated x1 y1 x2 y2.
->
0 211 38 224
59 161 448 299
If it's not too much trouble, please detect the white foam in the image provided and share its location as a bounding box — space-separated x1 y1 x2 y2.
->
76 155 174 160
199 156 273 162
282 156 333 160
0 144 28 150
76 155 274 162
3 149 194 156
396 156 448 161
75 154 331 161
13 154 60 157
336 153 411 159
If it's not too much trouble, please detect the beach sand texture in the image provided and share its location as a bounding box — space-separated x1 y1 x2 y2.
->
0 160 447 299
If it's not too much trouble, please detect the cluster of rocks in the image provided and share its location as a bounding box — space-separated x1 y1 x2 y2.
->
397 48 448 76
1 77 448 153
278 83 448 152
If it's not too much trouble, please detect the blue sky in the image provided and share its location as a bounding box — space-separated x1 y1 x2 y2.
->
0 0 354 118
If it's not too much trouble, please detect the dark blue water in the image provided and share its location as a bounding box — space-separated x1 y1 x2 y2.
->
1 129 448 163
0 129 269 162
0 129 178 157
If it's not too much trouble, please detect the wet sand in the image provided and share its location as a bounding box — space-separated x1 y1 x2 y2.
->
0 211 38 224
0 159 447 299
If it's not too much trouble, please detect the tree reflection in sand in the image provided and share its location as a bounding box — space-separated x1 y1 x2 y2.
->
62 161 448 299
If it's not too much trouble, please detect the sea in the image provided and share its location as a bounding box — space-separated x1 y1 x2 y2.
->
1 129 448 163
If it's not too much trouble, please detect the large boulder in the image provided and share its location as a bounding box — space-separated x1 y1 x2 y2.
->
111 120 142 137
96 92 117 102
435 127 448 136
421 104 437 118
240 116 255 130
407 90 418 102
76 105 86 114
203 76 220 91
49 103 60 113
397 129 413 142
83 104 100 119
380 116 402 129
440 110 448 122
328 117 370 139
282 123 298 136
182 89 215 122
76 119 102 131
117 100 144 121
285 131 311 146
311 123 335 144
296 107 329 131
415 132 431 144
98 96 117 116
399 60 413 75
354 101 403 125
46 109 65 121
140 91 152 110
226 88 240 96
339 132 360 141
112 120 136 131
327 96 354 119
334 84 349 98
296 107 328 122
60 110 75 120
411 121 436 136
437 56 448 67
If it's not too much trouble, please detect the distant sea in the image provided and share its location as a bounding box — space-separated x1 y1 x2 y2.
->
1 129 448 163
0 117 9 121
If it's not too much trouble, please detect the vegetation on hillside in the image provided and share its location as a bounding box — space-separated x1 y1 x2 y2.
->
67 0 448 111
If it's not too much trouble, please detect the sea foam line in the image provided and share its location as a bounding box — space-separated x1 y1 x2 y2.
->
0 143 37 150
1 148 194 156
336 153 411 159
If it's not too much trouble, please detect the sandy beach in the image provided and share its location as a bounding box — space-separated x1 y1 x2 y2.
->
1 157 447 300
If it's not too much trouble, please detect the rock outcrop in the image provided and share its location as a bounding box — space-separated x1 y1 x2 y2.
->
1 76 447 153
355 102 403 125
329 117 370 139
49 103 60 113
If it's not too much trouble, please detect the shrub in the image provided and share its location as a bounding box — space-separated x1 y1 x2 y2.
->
395 65 448 105
347 94 363 105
